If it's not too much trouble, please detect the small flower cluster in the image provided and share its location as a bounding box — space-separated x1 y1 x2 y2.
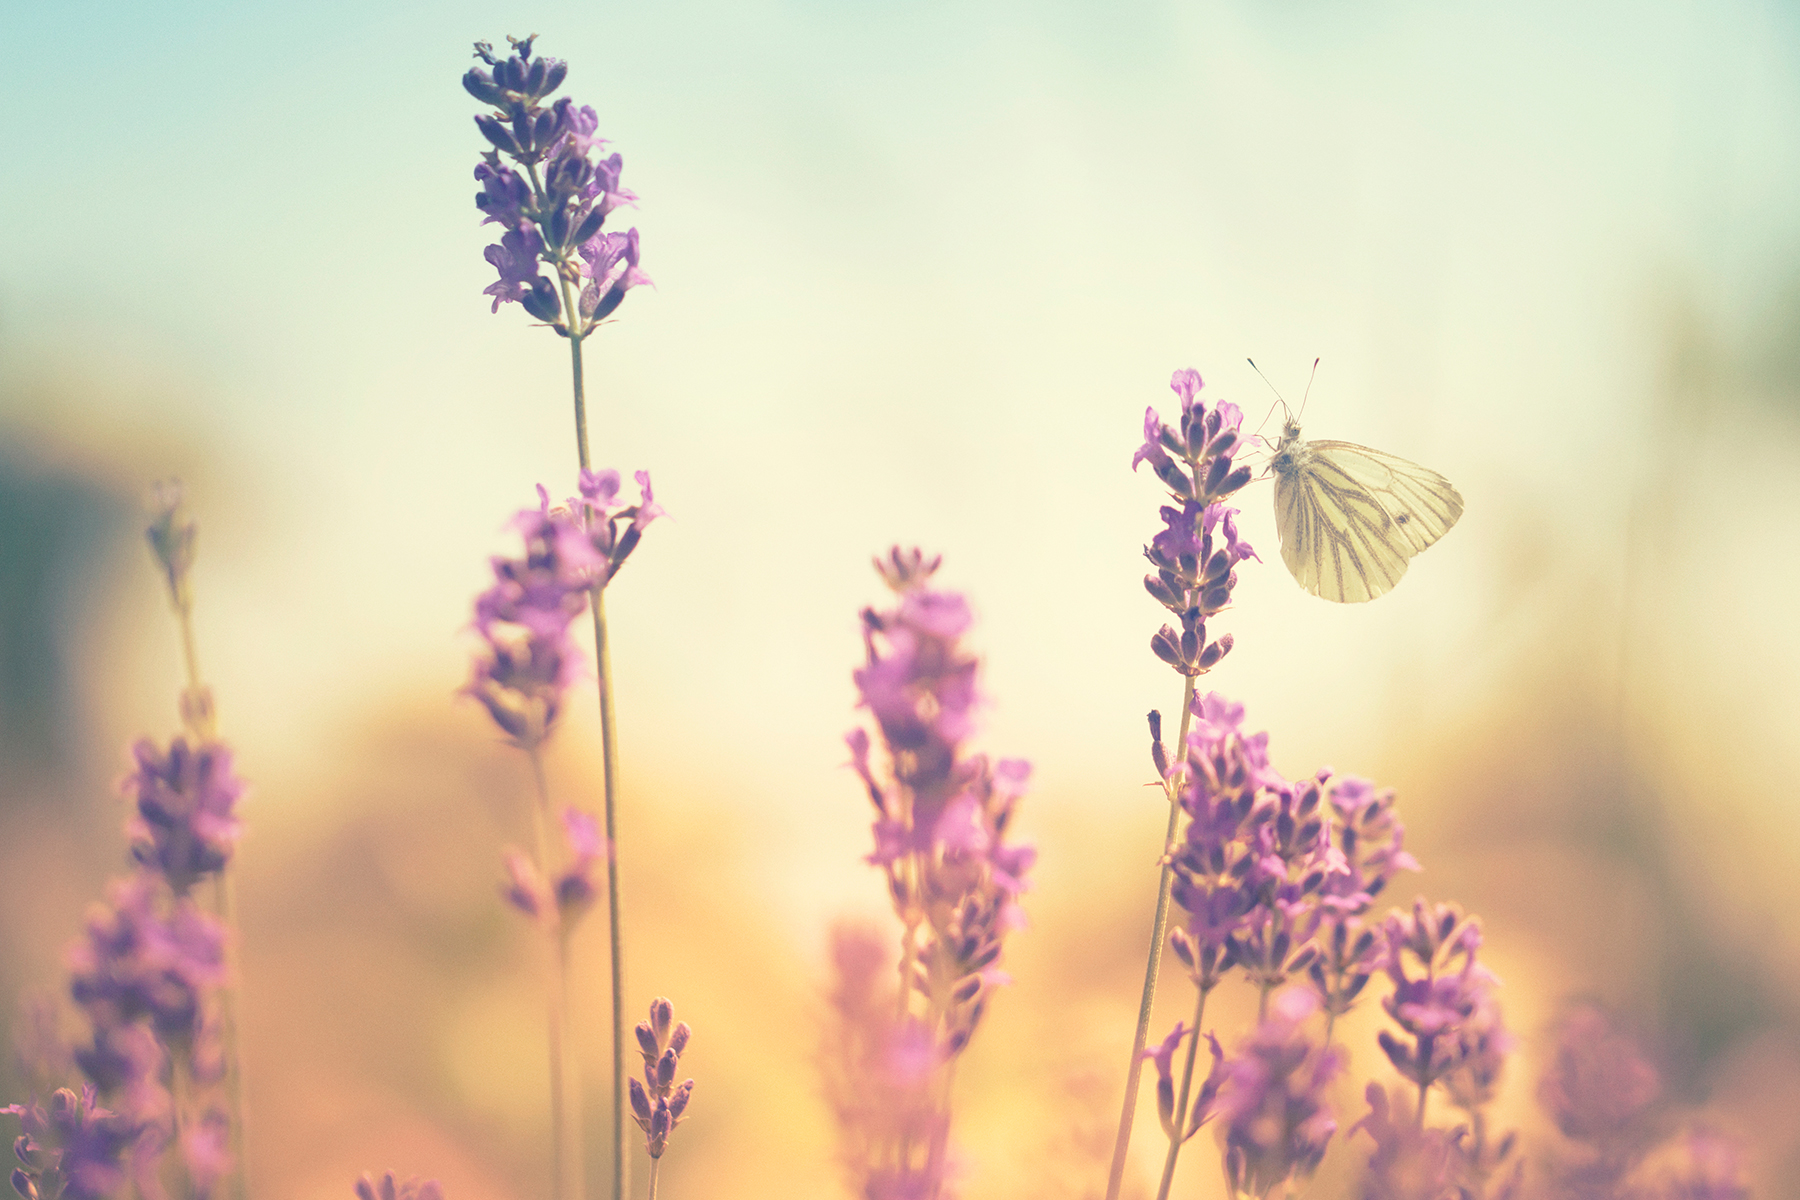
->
1220 989 1343 1198
500 807 606 932
465 36 649 334
2 1087 135 1200
840 549 1035 1199
628 999 695 1160
1133 369 1257 678
354 1172 446 1200
467 469 662 750
1353 900 1521 1200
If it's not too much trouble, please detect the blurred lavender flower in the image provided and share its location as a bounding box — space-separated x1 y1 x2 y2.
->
1352 1082 1458 1200
822 924 950 1200
1539 1003 1665 1195
1220 988 1342 1198
121 738 244 898
628 999 694 1161
3 1087 136 1200
465 36 649 337
354 1172 446 1200
1657 1129 1749 1200
843 552 1032 1200
500 808 608 930
1135 369 1257 680
67 874 226 1055
1376 901 1500 1117
466 472 660 748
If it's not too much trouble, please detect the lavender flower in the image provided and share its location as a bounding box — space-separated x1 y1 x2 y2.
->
499 807 607 929
1309 773 1420 1022
1658 1129 1749 1200
3 1087 136 1200
843 552 1032 1200
1351 1083 1458 1200
67 874 226 1053
1220 988 1342 1198
1537 1003 1661 1146
121 737 244 897
1135 370 1257 680
1142 1023 1225 1145
1376 901 1503 1128
627 999 694 1160
466 472 661 748
822 925 950 1200
465 36 649 337
354 1172 446 1200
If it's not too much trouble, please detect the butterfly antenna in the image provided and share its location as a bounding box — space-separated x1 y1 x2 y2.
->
1246 357 1289 434
1297 357 1320 420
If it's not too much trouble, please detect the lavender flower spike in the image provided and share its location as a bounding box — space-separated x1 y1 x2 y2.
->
628 998 694 1161
465 36 647 340
122 737 244 898
1220 988 1342 1198
3 1087 136 1200
354 1172 446 1200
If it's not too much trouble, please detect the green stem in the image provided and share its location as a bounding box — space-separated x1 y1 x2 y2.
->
589 587 626 1200
645 1157 660 1200
1103 675 1197 1200
1153 985 1211 1200
528 749 577 1200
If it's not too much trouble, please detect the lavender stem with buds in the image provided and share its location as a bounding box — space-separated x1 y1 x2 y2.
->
465 36 652 1200
1106 370 1254 1200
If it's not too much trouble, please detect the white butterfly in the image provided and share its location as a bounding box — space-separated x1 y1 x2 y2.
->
1267 416 1464 603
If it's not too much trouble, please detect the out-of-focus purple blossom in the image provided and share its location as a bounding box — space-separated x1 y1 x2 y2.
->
1220 988 1342 1199
1351 1082 1457 1200
1537 1003 1661 1147
499 849 550 920
181 1107 231 1199
121 737 243 897
3 1086 137 1200
1136 370 1258 680
465 37 646 338
67 874 225 1050
1658 1128 1749 1200
466 474 660 748
822 925 952 1200
628 998 694 1160
353 1172 446 1200
551 806 606 921
1318 773 1419 916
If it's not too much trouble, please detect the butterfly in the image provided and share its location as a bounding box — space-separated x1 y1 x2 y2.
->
1266 416 1464 603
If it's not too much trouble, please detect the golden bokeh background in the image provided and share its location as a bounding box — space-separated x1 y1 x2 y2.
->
3 1 1799 1196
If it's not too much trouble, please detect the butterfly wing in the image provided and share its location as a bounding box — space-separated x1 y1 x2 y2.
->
1305 441 1464 555
1273 440 1463 603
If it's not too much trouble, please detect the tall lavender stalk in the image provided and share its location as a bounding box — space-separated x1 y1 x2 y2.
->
1104 370 1253 1200
466 475 659 1200
464 36 651 1200
837 549 1035 1200
144 484 250 1200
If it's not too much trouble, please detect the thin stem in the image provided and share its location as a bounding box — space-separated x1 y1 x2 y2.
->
1257 982 1272 1022
591 585 627 1200
1103 675 1197 1200
1417 1074 1429 1130
1153 985 1212 1200
528 749 576 1200
170 602 243 1200
645 1157 661 1200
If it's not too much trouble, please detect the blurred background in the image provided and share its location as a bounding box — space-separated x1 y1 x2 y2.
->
3 0 1798 1196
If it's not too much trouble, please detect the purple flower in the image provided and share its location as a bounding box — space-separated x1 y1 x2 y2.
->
1220 989 1342 1198
466 37 644 337
68 874 225 1049
1350 1082 1457 1200
1143 1023 1225 1143
1137 370 1257 678
551 807 606 920
1537 1003 1660 1146
628 999 694 1160
1660 1128 1749 1200
1376 901 1505 1102
3 1087 137 1200
578 228 653 321
481 225 550 313
354 1173 445 1200
121 737 243 896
